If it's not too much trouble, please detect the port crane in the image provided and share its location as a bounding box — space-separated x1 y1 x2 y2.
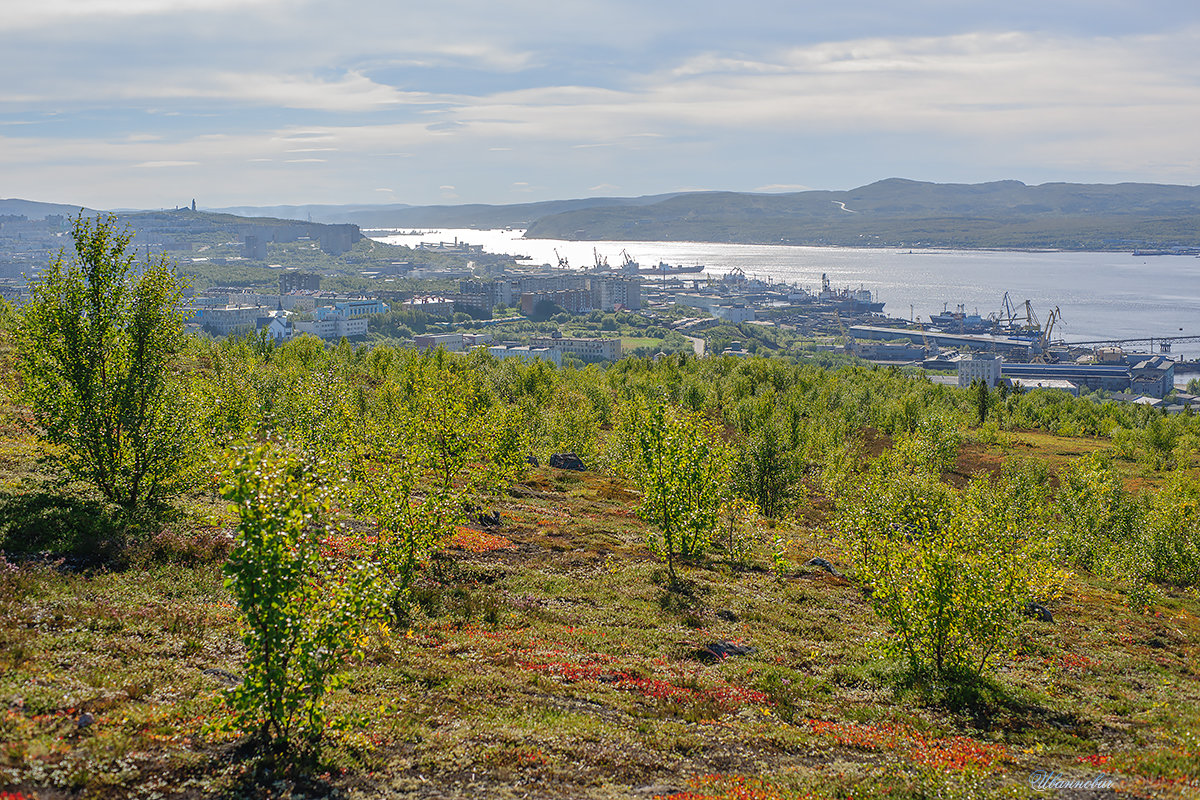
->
553 249 570 270
991 292 1040 334
592 248 609 272
1030 307 1063 362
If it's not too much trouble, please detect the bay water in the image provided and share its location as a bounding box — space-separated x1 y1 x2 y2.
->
371 229 1200 363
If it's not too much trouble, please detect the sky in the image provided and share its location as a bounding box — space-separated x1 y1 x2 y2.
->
2 0 1199 210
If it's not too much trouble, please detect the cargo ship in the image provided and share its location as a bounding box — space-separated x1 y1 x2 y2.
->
814 273 885 313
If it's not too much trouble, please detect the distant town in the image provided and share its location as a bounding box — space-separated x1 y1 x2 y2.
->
0 203 1191 410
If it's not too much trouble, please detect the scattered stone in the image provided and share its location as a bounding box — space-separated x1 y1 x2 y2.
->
549 452 587 471
805 557 842 577
526 455 539 467
1022 601 1054 623
715 609 739 623
694 640 757 662
76 712 94 728
202 667 241 685
477 509 502 528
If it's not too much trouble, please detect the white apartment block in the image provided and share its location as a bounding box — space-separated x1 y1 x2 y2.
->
529 336 622 362
957 354 1003 388
294 316 368 340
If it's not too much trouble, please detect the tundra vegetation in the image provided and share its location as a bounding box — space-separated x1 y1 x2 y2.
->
2 241 1200 798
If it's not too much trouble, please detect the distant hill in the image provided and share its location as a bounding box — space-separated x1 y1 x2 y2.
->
14 178 1200 251
0 198 94 219
212 194 687 229
522 179 1200 250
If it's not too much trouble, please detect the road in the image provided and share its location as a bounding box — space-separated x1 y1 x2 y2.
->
682 334 706 356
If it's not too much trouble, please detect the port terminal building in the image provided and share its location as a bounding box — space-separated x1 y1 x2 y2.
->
999 357 1174 398
849 325 1038 355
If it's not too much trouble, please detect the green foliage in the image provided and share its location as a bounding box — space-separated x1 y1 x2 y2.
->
971 379 989 426
732 421 799 518
715 497 761 566
341 356 525 616
1052 458 1200 604
619 395 731 583
1053 456 1141 574
221 446 377 759
836 454 1054 680
889 411 963 475
14 214 196 512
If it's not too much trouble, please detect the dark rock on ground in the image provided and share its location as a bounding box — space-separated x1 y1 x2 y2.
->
202 667 241 685
715 609 739 623
805 557 842 577
1022 601 1054 623
694 640 757 662
549 452 587 471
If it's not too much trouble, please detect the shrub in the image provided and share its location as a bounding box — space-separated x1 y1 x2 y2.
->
715 497 761 566
1053 456 1141 574
619 395 731 583
733 422 798 518
836 456 1054 680
13 214 196 513
222 446 377 760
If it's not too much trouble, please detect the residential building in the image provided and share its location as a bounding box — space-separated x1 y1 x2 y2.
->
530 336 622 362
314 299 388 320
488 345 562 366
400 296 455 317
957 354 1002 388
280 271 321 293
294 316 368 340
191 304 262 335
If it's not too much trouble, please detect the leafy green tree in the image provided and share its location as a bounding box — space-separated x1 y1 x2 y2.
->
620 396 730 584
14 214 193 512
222 446 377 760
972 379 989 426
836 453 1055 680
733 422 797 518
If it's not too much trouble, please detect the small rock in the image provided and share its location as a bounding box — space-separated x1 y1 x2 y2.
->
202 667 241 685
526 455 540 467
805 557 842 577
477 509 501 528
715 609 739 623
77 712 94 728
1022 601 1053 623
694 640 757 662
549 452 587 471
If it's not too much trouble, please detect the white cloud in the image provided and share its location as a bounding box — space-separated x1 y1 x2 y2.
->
755 184 812 193
0 0 280 30
5 15 1200 206
135 160 199 168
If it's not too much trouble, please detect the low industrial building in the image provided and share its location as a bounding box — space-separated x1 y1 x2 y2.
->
851 325 1038 355
1000 355 1174 398
674 293 756 323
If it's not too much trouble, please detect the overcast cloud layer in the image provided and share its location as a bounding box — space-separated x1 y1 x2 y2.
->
2 0 1197 209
